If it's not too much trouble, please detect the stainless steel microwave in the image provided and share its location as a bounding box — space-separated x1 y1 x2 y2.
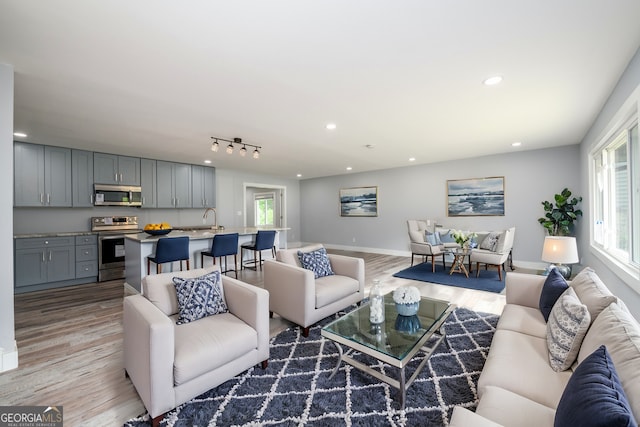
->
94 184 142 207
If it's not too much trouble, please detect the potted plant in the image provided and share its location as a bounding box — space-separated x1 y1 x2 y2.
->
538 188 583 236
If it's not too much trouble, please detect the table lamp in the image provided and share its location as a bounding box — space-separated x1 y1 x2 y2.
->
541 236 579 279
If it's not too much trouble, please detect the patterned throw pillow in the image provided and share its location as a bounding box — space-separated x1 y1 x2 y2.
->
172 270 228 325
297 247 334 279
546 287 591 371
479 231 501 251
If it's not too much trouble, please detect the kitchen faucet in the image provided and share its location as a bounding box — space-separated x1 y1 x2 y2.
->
203 207 218 229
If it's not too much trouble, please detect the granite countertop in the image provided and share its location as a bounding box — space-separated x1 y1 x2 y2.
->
126 226 288 243
14 231 96 239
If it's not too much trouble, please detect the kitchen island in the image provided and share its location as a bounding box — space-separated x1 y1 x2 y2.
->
124 227 287 292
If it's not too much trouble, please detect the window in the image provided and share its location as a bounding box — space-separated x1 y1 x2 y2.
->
592 118 639 269
254 192 275 226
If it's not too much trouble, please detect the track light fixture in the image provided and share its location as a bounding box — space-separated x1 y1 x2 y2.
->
210 136 261 159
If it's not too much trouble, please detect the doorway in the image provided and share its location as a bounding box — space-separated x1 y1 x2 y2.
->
243 183 286 229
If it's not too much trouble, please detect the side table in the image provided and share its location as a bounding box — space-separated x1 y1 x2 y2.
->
449 249 472 278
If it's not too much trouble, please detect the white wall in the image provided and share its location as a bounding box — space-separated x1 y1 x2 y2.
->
579 46 640 319
1 63 17 372
300 145 581 264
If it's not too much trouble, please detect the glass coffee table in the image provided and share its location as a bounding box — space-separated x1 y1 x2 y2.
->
321 294 454 409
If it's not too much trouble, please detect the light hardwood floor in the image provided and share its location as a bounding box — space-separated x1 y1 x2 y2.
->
0 250 506 426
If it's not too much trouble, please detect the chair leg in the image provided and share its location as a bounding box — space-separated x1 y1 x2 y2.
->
302 327 310 338
151 414 165 427
476 262 481 278
261 360 268 369
497 265 503 281
258 250 263 270
234 254 238 278
186 260 190 270
147 259 151 275
411 253 415 266
240 248 244 270
430 255 435 272
157 263 161 274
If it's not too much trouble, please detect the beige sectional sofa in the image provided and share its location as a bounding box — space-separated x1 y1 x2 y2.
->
449 269 640 426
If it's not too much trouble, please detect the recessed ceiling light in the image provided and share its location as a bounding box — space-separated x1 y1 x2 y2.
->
13 132 27 138
296 173 302 178
204 160 212 164
365 144 375 149
346 166 352 171
326 123 337 130
512 141 522 147
409 157 416 162
483 75 503 86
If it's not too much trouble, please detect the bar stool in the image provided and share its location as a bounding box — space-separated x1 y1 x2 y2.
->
240 230 277 271
147 236 190 274
201 233 239 278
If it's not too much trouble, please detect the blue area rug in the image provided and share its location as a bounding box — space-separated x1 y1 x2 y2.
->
124 307 499 427
393 262 506 293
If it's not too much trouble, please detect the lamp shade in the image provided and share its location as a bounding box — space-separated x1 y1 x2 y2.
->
541 236 579 264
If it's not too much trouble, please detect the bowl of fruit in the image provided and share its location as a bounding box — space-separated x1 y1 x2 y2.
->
143 222 172 235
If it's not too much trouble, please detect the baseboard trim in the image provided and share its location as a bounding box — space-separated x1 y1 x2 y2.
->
0 341 18 372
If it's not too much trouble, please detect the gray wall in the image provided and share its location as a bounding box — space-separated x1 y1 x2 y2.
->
1 63 16 371
300 145 581 265
578 46 640 319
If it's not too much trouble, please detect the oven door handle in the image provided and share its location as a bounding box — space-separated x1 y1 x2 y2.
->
99 235 126 241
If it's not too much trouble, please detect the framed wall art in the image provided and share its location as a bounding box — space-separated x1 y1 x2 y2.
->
340 186 378 217
447 176 505 216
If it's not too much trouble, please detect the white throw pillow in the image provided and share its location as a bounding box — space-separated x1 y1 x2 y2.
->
546 287 591 372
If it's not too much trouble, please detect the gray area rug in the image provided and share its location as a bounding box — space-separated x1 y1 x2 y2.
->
124 307 499 426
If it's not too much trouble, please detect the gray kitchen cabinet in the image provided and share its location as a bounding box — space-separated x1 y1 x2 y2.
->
72 149 94 207
15 237 76 287
191 165 216 208
14 142 72 207
75 235 98 279
156 161 192 208
140 158 157 208
94 153 141 186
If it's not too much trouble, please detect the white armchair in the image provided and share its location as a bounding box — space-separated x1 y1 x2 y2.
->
263 244 365 337
407 220 446 270
470 227 516 280
123 266 270 426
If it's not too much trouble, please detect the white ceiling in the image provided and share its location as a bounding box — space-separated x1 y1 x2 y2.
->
1 1 640 179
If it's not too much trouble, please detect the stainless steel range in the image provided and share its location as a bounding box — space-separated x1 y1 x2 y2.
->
91 215 141 281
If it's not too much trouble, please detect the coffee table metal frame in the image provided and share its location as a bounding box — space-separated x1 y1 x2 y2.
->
321 296 455 409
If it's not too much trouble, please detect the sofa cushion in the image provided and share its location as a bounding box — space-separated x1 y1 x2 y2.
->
276 244 324 268
579 302 640 421
425 230 441 245
546 287 591 371
570 267 617 322
475 385 556 427
173 270 228 325
298 247 335 279
438 228 456 244
496 304 547 338
173 312 257 385
539 268 569 322
555 345 637 427
479 231 500 252
315 274 360 308
143 266 218 316
478 329 572 409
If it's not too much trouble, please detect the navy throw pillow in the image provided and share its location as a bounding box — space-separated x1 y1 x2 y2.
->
555 345 637 427
539 268 569 322
172 270 228 325
298 247 334 279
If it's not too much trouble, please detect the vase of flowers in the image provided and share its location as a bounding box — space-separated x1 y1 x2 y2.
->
450 229 477 250
393 286 421 316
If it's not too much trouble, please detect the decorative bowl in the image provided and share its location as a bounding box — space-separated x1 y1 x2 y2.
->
396 302 419 316
144 229 172 236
